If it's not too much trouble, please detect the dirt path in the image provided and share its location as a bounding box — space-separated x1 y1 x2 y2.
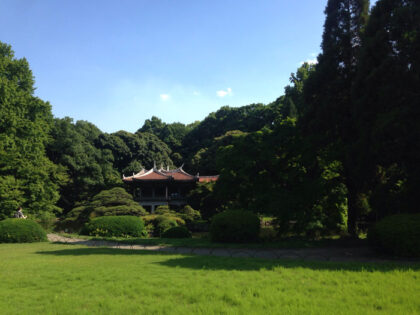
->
47 234 416 264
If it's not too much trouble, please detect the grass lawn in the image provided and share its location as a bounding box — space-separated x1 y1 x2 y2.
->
0 243 419 314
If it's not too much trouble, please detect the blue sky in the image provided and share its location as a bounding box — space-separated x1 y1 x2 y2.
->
2 1 334 133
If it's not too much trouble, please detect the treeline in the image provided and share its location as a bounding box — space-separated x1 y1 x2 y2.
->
1 0 419 238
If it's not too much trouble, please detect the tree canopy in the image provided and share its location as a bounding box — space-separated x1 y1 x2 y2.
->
0 42 61 219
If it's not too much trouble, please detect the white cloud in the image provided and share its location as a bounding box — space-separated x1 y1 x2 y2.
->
216 87 232 98
160 94 170 101
193 91 200 96
300 58 318 66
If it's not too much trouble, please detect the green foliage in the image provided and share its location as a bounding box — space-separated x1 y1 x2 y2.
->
179 205 201 222
0 219 47 243
353 0 420 216
214 119 347 236
368 214 420 257
188 182 221 219
154 205 171 214
47 117 120 212
63 187 146 229
142 213 184 236
0 42 61 219
300 0 370 235
137 116 197 162
210 210 260 243
259 226 278 242
154 216 178 236
161 226 192 238
81 216 146 237
110 130 173 171
33 211 57 231
181 104 281 171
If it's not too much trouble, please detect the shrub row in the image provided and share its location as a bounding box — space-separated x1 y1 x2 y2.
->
0 219 47 243
81 216 146 238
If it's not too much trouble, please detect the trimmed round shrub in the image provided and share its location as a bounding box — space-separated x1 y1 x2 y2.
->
155 216 178 236
210 210 260 243
81 216 146 237
0 219 47 243
368 214 420 257
162 226 192 238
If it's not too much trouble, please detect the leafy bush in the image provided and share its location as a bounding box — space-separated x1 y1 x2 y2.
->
179 205 201 223
81 216 146 237
33 211 57 230
210 210 260 243
62 188 147 230
368 214 420 257
0 219 47 243
259 226 278 242
142 213 186 237
155 216 178 236
162 226 192 238
155 205 171 214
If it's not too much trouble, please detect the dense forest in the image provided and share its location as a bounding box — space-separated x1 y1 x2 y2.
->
0 0 419 237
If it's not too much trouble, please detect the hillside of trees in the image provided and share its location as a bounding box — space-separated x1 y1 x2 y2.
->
0 0 418 237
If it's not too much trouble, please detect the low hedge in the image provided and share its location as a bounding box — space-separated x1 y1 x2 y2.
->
0 219 47 243
81 216 146 237
162 226 192 238
368 214 420 257
210 210 260 243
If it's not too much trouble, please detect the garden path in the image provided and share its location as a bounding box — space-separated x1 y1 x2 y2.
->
47 234 415 264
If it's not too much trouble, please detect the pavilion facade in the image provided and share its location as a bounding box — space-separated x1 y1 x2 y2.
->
123 165 218 212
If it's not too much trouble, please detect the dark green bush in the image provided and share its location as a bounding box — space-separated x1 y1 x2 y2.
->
210 210 260 243
62 188 147 229
162 226 192 238
368 214 420 257
0 219 47 243
81 216 146 237
155 216 178 236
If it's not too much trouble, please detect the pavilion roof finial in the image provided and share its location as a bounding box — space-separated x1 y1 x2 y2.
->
153 160 156 169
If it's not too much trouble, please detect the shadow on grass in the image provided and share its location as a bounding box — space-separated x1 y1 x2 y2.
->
36 247 420 272
69 235 371 249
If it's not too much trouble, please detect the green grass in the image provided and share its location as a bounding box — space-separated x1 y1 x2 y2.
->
0 243 419 314
60 232 368 249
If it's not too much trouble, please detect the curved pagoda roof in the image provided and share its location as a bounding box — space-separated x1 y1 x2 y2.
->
123 165 218 183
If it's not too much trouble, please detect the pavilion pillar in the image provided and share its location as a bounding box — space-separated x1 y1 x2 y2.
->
165 186 168 200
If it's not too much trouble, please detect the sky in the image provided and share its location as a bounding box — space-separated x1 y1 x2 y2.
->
1 0 334 133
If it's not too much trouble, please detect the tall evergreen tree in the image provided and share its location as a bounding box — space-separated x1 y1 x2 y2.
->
353 0 420 216
0 42 61 219
301 0 369 236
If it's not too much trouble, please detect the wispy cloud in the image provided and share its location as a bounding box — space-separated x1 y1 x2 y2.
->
300 53 318 66
216 87 232 98
193 91 200 96
300 58 318 66
160 94 170 101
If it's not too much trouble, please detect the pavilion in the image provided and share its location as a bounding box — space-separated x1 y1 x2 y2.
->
123 165 218 212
